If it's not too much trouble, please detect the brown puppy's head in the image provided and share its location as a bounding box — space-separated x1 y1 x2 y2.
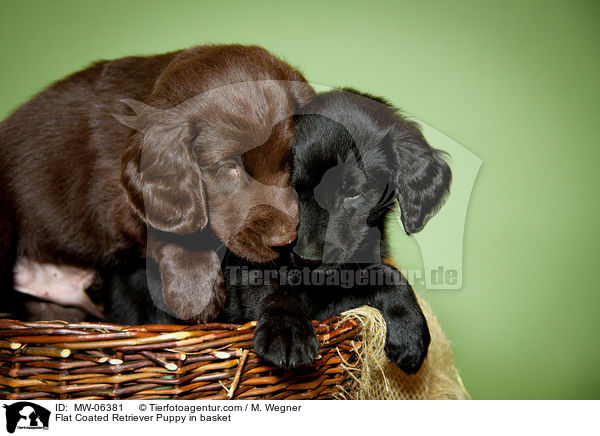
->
120 45 314 262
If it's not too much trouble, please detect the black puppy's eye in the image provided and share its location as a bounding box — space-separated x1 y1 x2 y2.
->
344 189 361 200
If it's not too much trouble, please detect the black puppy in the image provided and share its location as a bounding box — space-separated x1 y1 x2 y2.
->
105 89 451 374
219 90 451 372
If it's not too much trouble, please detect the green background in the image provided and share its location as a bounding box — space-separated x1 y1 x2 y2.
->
1 0 598 399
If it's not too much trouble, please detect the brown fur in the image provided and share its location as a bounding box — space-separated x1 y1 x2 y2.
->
0 44 314 322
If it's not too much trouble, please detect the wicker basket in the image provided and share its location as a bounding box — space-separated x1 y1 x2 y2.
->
0 316 361 400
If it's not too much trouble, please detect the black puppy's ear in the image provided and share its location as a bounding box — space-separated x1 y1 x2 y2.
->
385 125 451 234
119 100 208 235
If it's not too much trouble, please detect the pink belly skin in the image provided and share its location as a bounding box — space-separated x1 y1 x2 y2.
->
13 257 102 319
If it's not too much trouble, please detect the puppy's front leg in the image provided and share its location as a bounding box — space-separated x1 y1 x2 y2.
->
304 264 430 374
368 265 430 374
252 285 320 369
148 239 225 323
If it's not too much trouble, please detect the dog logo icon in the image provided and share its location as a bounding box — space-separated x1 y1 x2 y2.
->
3 402 50 433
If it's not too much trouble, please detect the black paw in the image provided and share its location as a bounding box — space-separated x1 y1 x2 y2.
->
253 311 319 369
386 318 431 374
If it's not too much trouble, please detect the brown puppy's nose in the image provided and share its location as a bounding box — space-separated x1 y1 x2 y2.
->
267 231 297 247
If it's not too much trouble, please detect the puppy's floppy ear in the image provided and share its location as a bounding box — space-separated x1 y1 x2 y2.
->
385 124 451 234
119 100 208 235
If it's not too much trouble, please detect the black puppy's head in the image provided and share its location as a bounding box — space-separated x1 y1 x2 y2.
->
291 89 451 264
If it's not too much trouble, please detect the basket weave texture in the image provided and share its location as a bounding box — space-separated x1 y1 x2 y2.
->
0 316 361 400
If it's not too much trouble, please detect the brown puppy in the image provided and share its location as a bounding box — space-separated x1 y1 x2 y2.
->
0 44 313 322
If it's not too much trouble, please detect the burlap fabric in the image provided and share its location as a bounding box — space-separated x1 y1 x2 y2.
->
340 295 468 400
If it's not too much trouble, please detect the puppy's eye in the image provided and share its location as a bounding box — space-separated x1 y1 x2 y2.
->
208 160 247 193
344 189 361 200
217 161 241 179
225 165 241 179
